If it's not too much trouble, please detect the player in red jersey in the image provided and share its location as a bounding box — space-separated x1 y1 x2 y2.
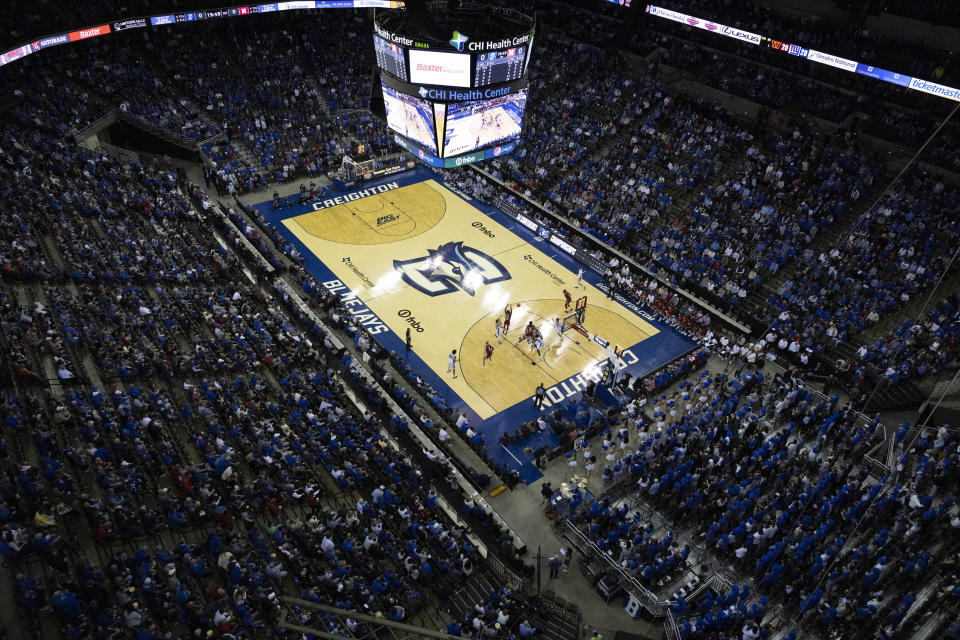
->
481 341 494 368
519 320 536 344
563 289 572 311
503 304 513 334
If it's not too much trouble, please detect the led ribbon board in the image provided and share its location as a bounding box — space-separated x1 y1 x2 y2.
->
643 4 960 102
1 1 405 67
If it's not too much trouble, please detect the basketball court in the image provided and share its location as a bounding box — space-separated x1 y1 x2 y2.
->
254 170 695 483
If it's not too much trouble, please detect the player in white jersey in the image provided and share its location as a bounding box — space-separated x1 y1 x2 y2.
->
494 317 503 344
447 349 458 378
534 333 544 361
554 317 565 342
575 266 584 289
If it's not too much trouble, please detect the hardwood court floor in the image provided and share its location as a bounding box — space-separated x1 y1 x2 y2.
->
284 179 659 419
291 181 446 244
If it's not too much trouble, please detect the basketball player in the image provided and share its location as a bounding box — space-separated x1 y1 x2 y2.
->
481 341 494 368
563 289 572 311
520 320 536 344
554 317 565 342
503 304 513 334
447 349 458 379
494 317 503 344
533 332 544 363
575 266 584 289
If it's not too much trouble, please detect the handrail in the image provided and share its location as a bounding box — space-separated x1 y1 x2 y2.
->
864 441 891 479
272 278 345 351
486 549 532 596
562 519 747 620
96 141 139 165
887 431 898 471
468 165 751 334
280 596 464 640
561 518 666 615
72 109 120 141
664 611 680 640
197 131 227 148
71 106 208 152
209 201 275 275
116 110 201 150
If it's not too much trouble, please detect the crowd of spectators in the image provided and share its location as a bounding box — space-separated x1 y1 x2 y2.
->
764 166 959 358
477 8 960 402
150 17 360 184
556 337 960 639
0 88 534 637
223 188 530 491
455 84 954 400
3 3 960 639
694 53 796 111
488 30 883 313
1 11 397 196
878 0 960 27
551 0 959 167
644 142 876 308
856 292 960 383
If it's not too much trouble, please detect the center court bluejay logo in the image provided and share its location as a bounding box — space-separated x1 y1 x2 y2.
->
394 241 510 297
450 31 469 51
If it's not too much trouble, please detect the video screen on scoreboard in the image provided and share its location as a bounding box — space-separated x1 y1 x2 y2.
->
382 83 438 155
409 49 471 88
374 35 407 81
474 47 526 86
442 88 527 157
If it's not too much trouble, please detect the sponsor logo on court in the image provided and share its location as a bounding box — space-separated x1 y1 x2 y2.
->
394 241 510 297
471 221 496 238
397 309 425 332
521 254 564 286
341 257 375 289
377 214 400 226
311 182 400 211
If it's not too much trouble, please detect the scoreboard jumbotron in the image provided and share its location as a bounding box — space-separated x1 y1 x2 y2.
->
371 3 535 168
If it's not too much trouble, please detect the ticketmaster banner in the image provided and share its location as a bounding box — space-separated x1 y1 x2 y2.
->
909 78 960 102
